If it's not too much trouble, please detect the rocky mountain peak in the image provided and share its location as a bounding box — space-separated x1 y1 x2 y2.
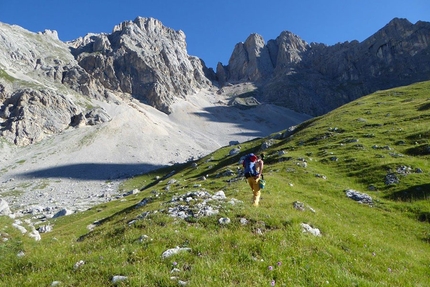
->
71 16 211 114
272 30 308 69
39 29 60 40
218 18 430 116
385 17 413 31
0 16 215 146
363 17 415 44
1 16 429 147
225 33 274 82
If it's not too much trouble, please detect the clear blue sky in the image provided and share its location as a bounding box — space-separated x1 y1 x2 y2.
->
1 0 429 69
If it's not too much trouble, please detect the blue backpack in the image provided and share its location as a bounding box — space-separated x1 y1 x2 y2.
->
243 153 258 178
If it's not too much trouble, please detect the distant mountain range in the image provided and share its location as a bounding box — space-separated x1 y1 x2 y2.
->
0 15 429 218
216 18 430 116
1 17 429 146
0 17 429 286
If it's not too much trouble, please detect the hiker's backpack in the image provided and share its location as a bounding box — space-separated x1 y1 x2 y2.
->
243 153 258 178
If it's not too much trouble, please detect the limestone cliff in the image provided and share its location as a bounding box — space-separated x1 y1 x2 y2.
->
69 17 213 114
0 17 214 145
1 16 429 146
219 18 430 116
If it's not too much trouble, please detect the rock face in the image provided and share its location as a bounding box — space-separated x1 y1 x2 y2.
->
0 17 214 145
69 17 213 114
218 18 430 116
0 23 107 145
228 33 275 82
0 89 80 145
0 17 429 146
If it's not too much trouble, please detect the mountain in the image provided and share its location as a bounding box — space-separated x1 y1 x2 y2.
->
0 16 429 216
0 17 212 146
68 17 214 114
0 16 429 285
217 18 430 116
0 18 310 216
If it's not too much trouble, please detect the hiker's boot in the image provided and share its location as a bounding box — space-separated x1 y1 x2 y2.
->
253 192 260 206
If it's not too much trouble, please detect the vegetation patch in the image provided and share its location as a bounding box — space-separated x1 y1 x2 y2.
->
0 69 15 82
1 81 430 286
0 189 25 197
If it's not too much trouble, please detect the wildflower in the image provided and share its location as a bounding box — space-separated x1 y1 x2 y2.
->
268 266 273 271
277 261 282 266
173 262 178 266
271 279 276 286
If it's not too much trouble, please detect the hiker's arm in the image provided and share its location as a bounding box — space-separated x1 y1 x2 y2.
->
258 160 264 174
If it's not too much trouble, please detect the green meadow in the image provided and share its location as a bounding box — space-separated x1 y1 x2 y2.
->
1 81 429 286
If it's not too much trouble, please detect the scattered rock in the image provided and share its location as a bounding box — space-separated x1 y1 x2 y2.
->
240 218 248 225
315 174 327 180
12 222 27 234
301 223 321 236
0 199 11 216
29 227 41 241
293 201 305 211
53 208 74 218
167 179 178 185
123 189 140 196
293 201 316 212
161 247 192 259
37 224 53 233
165 190 233 220
171 268 181 273
397 165 412 175
73 260 85 270
218 217 231 225
345 189 373 205
212 190 226 200
261 139 275 150
85 107 112 125
111 275 128 285
385 173 399 185
229 148 241 156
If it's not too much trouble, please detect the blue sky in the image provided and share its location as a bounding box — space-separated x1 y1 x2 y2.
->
1 0 429 69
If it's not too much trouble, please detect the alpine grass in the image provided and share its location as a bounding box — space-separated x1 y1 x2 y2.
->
0 81 429 286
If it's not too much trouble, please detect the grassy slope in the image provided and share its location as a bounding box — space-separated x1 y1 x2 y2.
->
1 81 429 286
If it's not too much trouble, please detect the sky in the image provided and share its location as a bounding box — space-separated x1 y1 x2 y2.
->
1 0 429 69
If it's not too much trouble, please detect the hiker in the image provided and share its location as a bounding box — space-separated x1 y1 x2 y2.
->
242 153 264 206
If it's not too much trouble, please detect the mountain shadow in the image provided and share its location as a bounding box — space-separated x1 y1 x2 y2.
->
17 163 165 181
385 183 430 202
192 104 311 138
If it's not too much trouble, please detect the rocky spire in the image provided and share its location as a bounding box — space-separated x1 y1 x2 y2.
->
70 17 213 114
218 18 430 116
227 33 274 82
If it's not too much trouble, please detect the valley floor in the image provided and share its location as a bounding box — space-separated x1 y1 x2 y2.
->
0 85 311 217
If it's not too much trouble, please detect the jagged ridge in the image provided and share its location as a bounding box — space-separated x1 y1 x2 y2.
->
218 18 430 116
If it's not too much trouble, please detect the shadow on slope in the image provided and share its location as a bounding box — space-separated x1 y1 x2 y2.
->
192 104 312 138
17 163 165 181
385 183 430 202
